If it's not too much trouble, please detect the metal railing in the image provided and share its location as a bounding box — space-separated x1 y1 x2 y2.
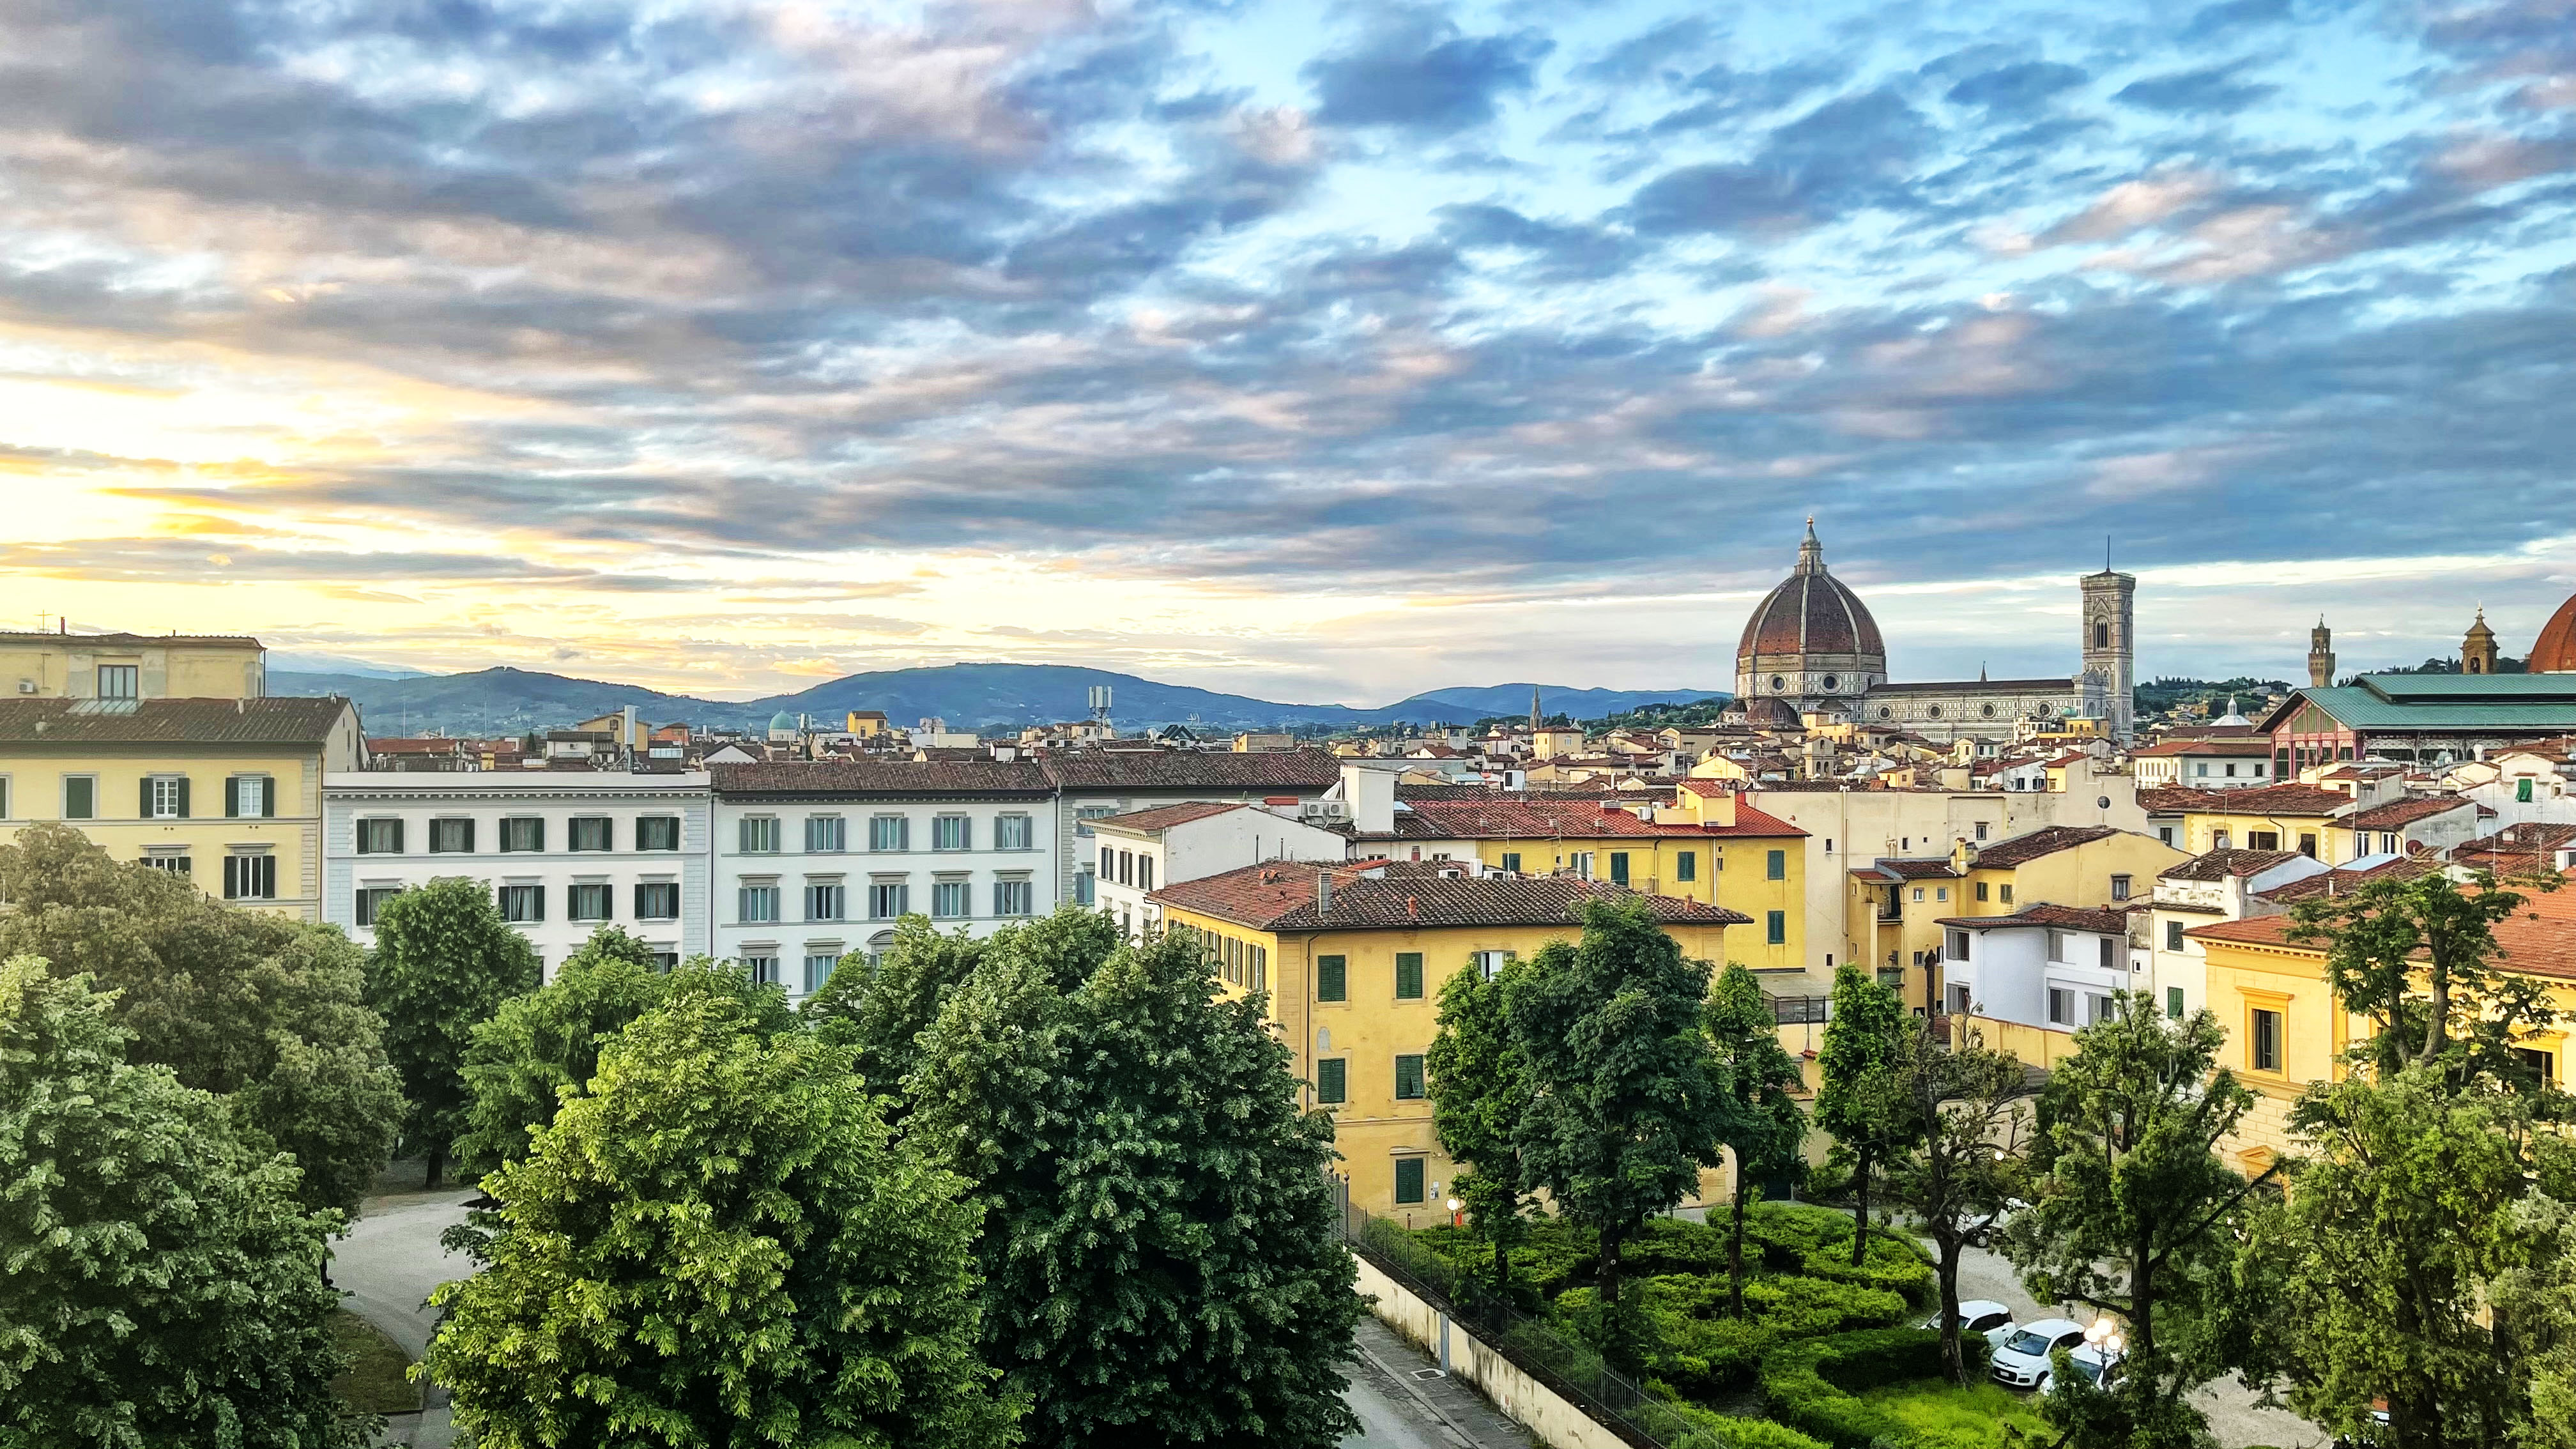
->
1333 1183 1701 1449
1766 993 1830 1025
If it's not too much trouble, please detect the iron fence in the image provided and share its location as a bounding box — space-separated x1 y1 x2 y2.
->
1332 1181 1703 1449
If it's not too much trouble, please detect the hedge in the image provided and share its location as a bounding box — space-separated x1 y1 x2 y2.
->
1556 1273 1913 1395
1756 1328 1995 1449
1409 1206 1932 1305
1662 1398 1831 1449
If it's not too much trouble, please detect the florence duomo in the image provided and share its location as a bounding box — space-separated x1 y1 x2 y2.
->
1731 521 2135 744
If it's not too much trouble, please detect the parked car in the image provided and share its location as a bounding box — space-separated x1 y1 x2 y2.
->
1920 1299 2016 1347
1990 1318 2087 1390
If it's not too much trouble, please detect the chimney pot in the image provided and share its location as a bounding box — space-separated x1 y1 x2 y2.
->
1406 894 1419 919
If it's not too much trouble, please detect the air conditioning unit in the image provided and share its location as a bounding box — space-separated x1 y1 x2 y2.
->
15 679 32 694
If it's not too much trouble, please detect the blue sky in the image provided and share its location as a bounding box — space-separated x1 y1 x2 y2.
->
1 0 2571 702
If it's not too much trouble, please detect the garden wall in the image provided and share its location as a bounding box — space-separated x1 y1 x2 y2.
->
1355 1254 1633 1449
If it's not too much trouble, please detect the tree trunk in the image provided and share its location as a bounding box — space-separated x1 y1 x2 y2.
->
1851 1144 1872 1267
424 1140 445 1192
1494 1229 1510 1292
1729 1181 1750 1318
2416 956 2451 1066
1937 1235 1967 1386
1600 1223 1623 1307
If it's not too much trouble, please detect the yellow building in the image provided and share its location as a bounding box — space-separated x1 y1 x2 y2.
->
1151 862 1746 1222
845 710 889 738
0 695 367 921
1846 825 2184 1016
2143 782 2353 861
0 629 268 702
1350 785 1809 973
1530 725 1586 760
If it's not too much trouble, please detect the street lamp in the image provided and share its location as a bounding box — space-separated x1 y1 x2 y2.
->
2083 1318 2126 1384
1446 1196 1464 1227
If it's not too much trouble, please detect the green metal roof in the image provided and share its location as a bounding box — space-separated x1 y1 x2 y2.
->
2288 684 2576 732
2357 674 2576 704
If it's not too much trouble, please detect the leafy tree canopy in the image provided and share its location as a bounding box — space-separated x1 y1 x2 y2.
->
457 926 680 1179
1427 951 1535 1290
801 915 994 1098
0 822 402 1212
911 909 1361 1449
1875 1018 2027 1389
1705 963 1810 1319
2289 867 2565 1085
1813 964 1922 1268
425 984 1020 1449
0 956 365 1449
364 875 542 1187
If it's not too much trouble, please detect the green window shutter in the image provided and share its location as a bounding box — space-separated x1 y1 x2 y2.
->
1395 953 1423 1000
1767 849 1786 880
176 777 190 818
224 776 240 818
1317 1059 1346 1105
1501 852 1520 873
1675 851 1695 882
1767 910 1786 945
2166 987 2185 1020
139 778 153 818
1395 1157 1427 1205
1609 852 1629 885
1394 1054 1425 1100
1317 955 1346 1002
261 775 277 818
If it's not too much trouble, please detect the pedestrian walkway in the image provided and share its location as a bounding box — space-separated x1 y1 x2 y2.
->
1342 1314 1540 1449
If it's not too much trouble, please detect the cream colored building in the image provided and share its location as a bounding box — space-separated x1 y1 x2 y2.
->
0 630 268 702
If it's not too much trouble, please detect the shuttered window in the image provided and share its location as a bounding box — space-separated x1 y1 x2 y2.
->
1317 954 1346 1002
1316 1058 1346 1105
1394 953 1423 1000
1394 1054 1425 1100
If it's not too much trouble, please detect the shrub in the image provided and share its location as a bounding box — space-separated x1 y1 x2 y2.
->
1756 1328 1992 1449
1562 1273 1914 1395
1664 1398 1832 1449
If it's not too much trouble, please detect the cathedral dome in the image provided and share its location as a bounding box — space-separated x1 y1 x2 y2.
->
1735 521 1888 703
2534 592 2576 673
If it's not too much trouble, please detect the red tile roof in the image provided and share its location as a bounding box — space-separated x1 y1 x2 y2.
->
1092 801 1251 832
2342 795 2476 831
1935 903 2132 933
1856 857 1963 882
0 696 352 746
1041 748 1340 791
710 760 1053 796
1386 797 1804 841
2132 737 2275 758
1968 825 2120 868
1154 864 1751 933
2250 855 2444 903
2158 848 2301 882
2189 871 2576 979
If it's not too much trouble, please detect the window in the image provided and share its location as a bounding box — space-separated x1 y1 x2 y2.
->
740 883 779 923
1946 929 1971 960
996 813 1034 850
806 815 847 853
430 818 475 853
1766 849 1787 880
1395 1156 1427 1205
740 954 778 987
1609 851 1630 885
2514 1047 2556 1086
650 951 678 973
2046 930 2071 962
2158 827 2175 846
1473 950 1514 981
1138 855 1154 891
804 954 839 993
2048 988 2075 1026
1824 838 1834 854
96 664 138 701
995 879 1035 916
356 818 403 854
1317 954 1347 1002
1119 850 1135 887
933 815 971 851
1936 887 1949 902
2110 874 2131 902
1074 868 1094 906
932 880 970 918
1316 1058 1347 1105
1570 851 1593 880
355 887 400 926
2247 830 2280 852
1876 966 1904 987
739 816 781 854
1975 822 1989 841
222 854 277 901
1975 881 1989 902
866 881 907 919
2095 622 2110 648
2089 993 2116 1024
2297 832 2318 859
809 882 850 921
145 775 188 819
499 884 544 923
2166 986 2185 1020
500 817 545 853
1766 910 1786 946
2251 1008 2283 1072
2211 829 2230 850
569 816 612 852
1073 805 1117 837
1948 983 1972 1015
141 850 190 876
1675 850 1695 882
1912 887 1924 903
1394 1054 1426 1100
634 882 679 919
1395 952 1424 1000
62 774 95 820
2101 937 2120 970
636 816 680 851
1501 851 1522 873
1248 944 1267 992
571 883 613 921
226 774 273 819
870 815 910 852
2223 763 2237 778
1998 885 2012 903
2166 920 2186 952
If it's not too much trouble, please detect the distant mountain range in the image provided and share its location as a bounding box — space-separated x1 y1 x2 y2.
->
265 663 1729 737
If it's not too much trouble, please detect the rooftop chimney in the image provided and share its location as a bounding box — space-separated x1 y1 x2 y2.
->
1316 871 1333 916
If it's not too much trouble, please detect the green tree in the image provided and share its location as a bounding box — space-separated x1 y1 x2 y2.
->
424 984 1020 1448
454 925 667 1179
2289 866 2563 1081
1704 962 1809 1319
1813 964 1919 1268
0 956 365 1448
801 915 994 1098
2249 1067 2576 1449
365 875 542 1187
2492 1193 2576 1449
1508 899 1735 1315
912 912 1361 1448
0 822 403 1212
1427 951 1536 1291
1878 1018 2028 1388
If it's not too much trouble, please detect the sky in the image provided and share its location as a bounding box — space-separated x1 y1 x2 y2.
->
1 0 2572 706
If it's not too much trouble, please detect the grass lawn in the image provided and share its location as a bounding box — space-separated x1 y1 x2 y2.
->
1857 1378 2054 1448
329 1308 420 1416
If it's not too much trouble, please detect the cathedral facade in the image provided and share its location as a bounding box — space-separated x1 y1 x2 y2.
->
1733 522 2135 743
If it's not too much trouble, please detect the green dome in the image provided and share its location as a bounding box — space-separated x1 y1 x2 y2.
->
769 710 797 732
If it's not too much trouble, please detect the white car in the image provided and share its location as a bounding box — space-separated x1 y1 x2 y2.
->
1990 1318 2087 1390
1920 1299 2017 1347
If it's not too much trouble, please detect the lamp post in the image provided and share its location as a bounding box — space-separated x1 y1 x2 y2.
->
2083 1317 2126 1386
1446 1196 1464 1228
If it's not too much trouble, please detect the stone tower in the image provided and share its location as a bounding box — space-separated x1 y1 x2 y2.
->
2080 569 2137 740
2308 618 2336 688
2464 609 2499 675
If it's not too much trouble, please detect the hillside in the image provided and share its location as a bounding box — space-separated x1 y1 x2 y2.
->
267 663 1729 737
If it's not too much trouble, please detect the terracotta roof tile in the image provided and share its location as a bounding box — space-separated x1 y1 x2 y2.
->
709 760 1053 796
1935 903 2132 933
2188 871 2576 980
2250 855 2443 903
1092 801 1250 832
0 695 351 746
0 631 262 648
1041 748 1341 791
2342 794 2476 831
1153 863 1751 933
1968 825 2120 868
2158 848 2301 882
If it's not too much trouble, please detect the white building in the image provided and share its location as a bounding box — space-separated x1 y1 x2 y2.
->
1092 801 1351 944
1938 903 2138 1039
2131 737 2276 790
1043 748 1344 908
709 760 1058 999
2140 848 2326 1023
323 771 714 976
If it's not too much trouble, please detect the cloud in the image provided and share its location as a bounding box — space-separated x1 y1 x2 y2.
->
1302 10 1551 134
2113 60 2279 114
1627 86 1932 234
2181 0 2296 42
1943 60 2090 114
